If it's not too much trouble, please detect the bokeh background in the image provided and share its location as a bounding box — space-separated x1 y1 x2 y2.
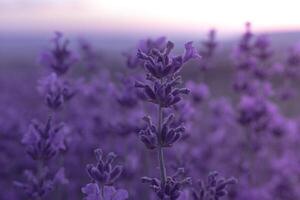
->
2 1 300 200
2 0 300 69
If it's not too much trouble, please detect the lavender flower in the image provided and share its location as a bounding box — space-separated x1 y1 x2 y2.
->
14 167 68 198
116 77 139 108
82 149 128 200
40 32 77 75
142 168 191 200
139 115 185 149
286 43 300 67
14 169 54 200
237 22 253 56
37 73 75 110
86 149 123 186
15 116 68 199
22 116 66 162
199 29 218 70
187 81 210 104
78 38 102 72
192 172 237 200
253 34 273 62
123 37 167 69
135 40 199 199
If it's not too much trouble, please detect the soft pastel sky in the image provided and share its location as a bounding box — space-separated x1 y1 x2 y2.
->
1 0 300 36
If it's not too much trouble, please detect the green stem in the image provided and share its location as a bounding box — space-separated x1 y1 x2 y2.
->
157 105 167 186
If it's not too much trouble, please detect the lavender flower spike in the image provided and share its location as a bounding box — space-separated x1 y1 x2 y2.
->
136 40 199 199
40 32 77 75
183 41 201 62
86 149 123 186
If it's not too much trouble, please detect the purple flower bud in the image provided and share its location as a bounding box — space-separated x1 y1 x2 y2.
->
183 41 201 63
193 172 237 200
86 149 124 185
40 32 77 75
37 73 75 110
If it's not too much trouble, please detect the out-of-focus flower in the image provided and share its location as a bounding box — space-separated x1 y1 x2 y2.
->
82 183 128 200
286 43 300 67
237 95 268 127
22 116 66 161
116 77 139 108
40 32 77 75
187 81 210 104
254 34 273 61
238 22 253 55
183 41 201 62
14 169 54 200
37 73 76 110
199 29 217 70
200 29 217 58
78 38 102 71
14 166 68 200
192 172 237 200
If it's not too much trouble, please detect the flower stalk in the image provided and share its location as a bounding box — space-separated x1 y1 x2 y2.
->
157 104 167 186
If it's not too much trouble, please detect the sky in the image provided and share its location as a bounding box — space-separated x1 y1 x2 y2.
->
1 0 300 36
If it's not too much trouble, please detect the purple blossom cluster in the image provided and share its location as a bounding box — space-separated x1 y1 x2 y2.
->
1 23 300 200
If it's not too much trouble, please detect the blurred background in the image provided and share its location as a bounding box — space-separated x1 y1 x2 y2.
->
2 2 300 200
1 0 300 70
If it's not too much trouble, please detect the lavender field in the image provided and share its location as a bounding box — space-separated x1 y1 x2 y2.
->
2 14 300 200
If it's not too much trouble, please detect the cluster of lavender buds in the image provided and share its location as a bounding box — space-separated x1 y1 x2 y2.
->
14 32 76 199
274 43 300 101
22 117 66 162
14 117 68 199
86 149 123 186
138 114 186 149
123 37 167 69
199 29 218 71
233 22 274 96
82 149 128 200
78 38 102 72
135 40 199 199
38 32 77 111
141 168 192 200
40 32 77 76
37 73 75 110
192 172 237 200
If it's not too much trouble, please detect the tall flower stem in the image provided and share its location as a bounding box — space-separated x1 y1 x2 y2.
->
245 126 254 186
157 105 167 186
37 160 44 200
